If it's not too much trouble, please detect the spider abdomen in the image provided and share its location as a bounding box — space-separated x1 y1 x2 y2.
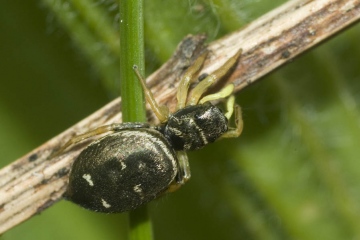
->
65 128 178 213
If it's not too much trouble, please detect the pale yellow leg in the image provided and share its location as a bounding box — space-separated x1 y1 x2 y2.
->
220 103 243 139
133 65 169 123
187 49 242 106
199 84 234 105
176 51 208 111
166 151 191 193
224 94 235 120
51 123 150 158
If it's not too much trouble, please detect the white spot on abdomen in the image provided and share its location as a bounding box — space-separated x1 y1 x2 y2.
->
82 174 94 186
101 198 111 208
133 184 143 193
138 162 146 169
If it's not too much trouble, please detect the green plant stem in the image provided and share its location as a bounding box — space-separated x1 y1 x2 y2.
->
119 0 153 240
128 206 153 240
120 0 146 122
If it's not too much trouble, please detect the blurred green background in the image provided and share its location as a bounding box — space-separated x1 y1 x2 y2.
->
1 0 360 239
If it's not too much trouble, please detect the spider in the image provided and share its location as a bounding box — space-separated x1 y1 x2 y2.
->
58 48 243 213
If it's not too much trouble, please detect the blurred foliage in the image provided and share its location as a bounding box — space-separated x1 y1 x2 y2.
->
1 0 360 239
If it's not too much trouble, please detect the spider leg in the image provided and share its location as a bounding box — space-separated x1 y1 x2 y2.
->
224 94 235 120
187 49 242 106
51 122 149 158
176 51 208 111
220 101 243 139
166 151 191 193
198 84 234 105
133 66 169 123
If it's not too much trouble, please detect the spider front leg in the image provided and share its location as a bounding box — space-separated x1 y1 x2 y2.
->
187 49 242 106
199 84 234 105
176 51 209 111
